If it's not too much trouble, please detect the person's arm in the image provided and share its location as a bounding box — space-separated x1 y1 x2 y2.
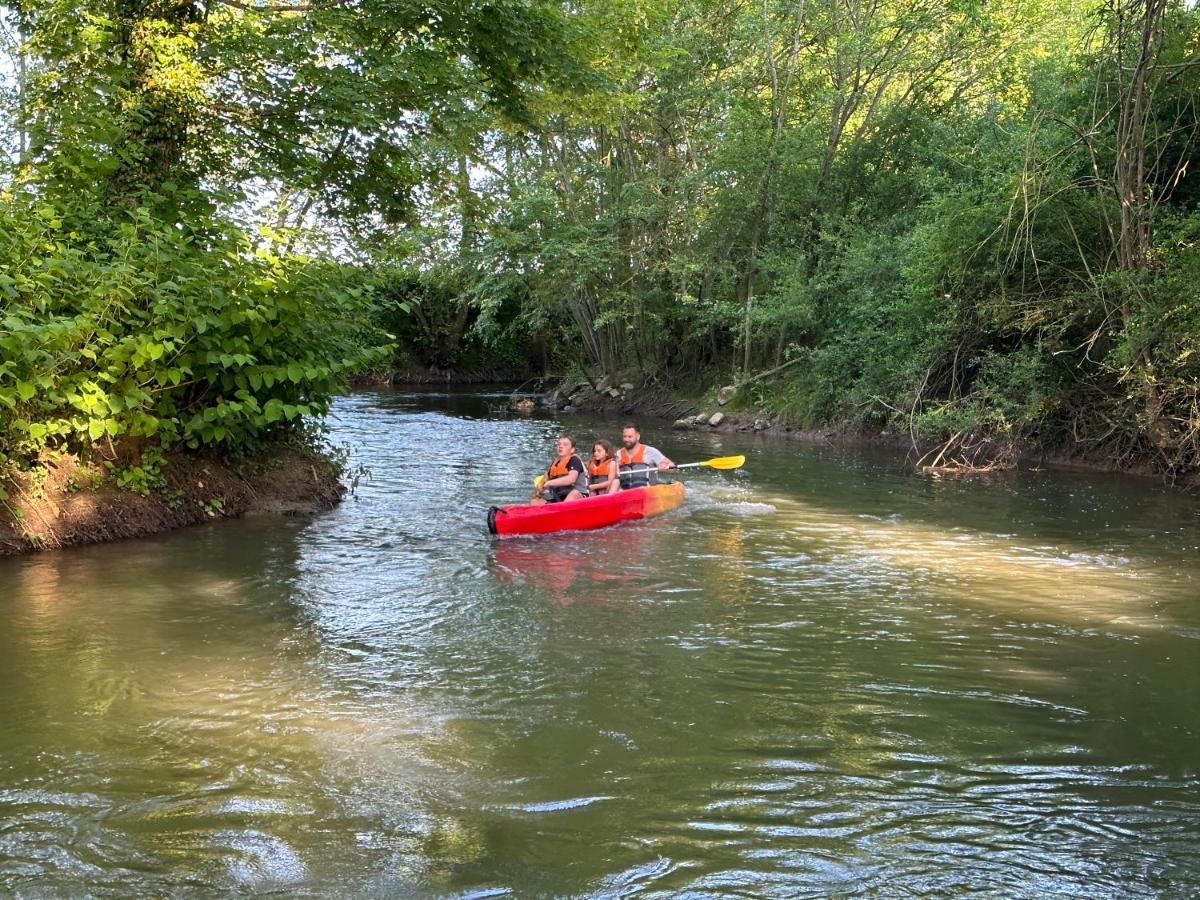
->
604 460 620 492
588 469 606 491
650 447 674 470
589 461 618 492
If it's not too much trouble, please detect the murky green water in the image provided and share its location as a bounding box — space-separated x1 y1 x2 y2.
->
1 388 1199 896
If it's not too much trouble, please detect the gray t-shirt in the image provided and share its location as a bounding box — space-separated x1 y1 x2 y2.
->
638 446 667 468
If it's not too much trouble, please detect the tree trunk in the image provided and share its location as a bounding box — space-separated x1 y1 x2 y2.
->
741 0 804 377
447 151 476 357
109 0 201 201
16 17 27 167
1113 0 1168 274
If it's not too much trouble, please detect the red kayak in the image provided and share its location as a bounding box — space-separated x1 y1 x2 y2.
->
487 483 685 537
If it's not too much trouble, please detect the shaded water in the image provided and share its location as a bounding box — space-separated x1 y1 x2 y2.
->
1 387 1198 896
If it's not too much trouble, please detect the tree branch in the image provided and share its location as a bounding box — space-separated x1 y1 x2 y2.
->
210 0 341 14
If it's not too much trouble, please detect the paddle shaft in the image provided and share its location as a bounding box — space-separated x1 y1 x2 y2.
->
534 454 743 486
670 454 746 471
627 455 744 472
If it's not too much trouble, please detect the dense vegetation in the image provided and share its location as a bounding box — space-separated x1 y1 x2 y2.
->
454 0 1200 476
0 0 575 494
2 0 1198 490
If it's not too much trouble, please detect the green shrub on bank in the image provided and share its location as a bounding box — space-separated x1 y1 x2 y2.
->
0 191 388 483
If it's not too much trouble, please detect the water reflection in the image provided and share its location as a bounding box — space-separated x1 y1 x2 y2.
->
491 528 657 598
0 388 1198 896
696 484 1171 630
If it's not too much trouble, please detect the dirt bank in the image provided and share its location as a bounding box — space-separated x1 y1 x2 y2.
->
0 445 345 557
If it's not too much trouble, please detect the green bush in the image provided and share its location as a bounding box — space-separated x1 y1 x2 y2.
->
0 190 388 482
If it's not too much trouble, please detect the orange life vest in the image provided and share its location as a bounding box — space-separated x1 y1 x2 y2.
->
588 457 614 483
618 445 646 467
544 453 587 502
618 444 656 488
548 454 581 479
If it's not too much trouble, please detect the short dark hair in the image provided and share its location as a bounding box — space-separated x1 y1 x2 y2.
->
622 423 640 433
557 433 576 448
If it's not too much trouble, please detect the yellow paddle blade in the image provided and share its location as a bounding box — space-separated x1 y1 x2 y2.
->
696 454 745 470
533 474 547 490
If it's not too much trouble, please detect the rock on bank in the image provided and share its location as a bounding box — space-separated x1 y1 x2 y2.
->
0 446 345 557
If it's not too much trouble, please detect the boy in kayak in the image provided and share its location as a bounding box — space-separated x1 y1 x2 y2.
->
531 435 589 504
618 424 674 489
588 439 621 494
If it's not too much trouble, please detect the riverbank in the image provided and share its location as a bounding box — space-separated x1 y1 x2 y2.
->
538 376 1195 488
0 443 345 557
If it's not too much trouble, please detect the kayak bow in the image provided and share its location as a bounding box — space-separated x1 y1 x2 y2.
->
487 482 685 537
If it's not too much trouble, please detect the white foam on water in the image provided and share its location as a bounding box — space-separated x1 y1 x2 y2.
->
682 483 777 517
723 501 778 516
506 795 615 813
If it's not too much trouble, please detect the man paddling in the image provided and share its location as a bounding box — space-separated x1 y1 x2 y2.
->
531 434 589 504
617 424 674 489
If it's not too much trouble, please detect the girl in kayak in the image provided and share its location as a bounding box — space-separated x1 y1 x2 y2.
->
532 435 589 504
588 440 621 494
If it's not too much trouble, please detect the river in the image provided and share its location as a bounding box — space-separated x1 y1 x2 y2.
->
1 387 1198 896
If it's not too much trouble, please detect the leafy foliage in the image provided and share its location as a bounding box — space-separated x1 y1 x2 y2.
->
3 0 1198 491
0 0 582 493
410 0 1200 478
0 188 386 479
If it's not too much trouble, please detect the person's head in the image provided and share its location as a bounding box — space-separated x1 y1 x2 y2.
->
555 434 576 458
592 439 614 461
621 424 640 450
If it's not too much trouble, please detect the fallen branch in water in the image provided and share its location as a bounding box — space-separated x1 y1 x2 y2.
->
916 430 1017 475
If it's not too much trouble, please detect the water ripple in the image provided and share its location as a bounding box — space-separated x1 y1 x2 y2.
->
0 388 1198 897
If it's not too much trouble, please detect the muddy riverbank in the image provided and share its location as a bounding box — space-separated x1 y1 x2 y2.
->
0 444 345 556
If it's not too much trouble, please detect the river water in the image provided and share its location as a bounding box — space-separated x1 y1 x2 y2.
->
1 388 1198 896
